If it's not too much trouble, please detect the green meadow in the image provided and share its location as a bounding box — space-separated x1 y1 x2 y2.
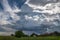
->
0 36 60 40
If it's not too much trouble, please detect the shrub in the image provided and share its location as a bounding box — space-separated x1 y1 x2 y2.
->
15 31 24 38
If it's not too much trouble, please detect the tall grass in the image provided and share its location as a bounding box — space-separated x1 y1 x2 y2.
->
0 36 60 40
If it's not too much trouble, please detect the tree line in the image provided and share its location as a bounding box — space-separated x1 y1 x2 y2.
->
11 31 60 38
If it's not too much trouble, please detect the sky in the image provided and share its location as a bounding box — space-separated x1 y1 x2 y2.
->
0 0 60 35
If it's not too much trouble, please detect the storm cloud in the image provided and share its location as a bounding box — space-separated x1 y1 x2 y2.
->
0 0 60 35
27 0 59 6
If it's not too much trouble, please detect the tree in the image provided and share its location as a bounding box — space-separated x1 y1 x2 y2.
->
11 34 14 36
15 31 24 38
53 31 60 36
30 33 38 37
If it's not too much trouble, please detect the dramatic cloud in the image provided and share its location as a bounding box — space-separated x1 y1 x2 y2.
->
21 4 33 12
25 0 60 14
0 0 21 25
28 0 59 6
0 0 60 35
0 0 22 34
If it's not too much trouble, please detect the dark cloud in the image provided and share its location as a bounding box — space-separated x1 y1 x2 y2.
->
0 0 60 35
0 2 3 10
15 12 60 34
21 4 33 12
28 0 59 6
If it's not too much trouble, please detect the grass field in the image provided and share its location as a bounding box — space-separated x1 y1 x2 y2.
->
0 36 60 40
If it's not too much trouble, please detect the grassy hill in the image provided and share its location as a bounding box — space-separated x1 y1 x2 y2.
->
0 36 60 40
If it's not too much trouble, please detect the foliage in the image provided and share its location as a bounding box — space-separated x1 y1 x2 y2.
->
30 33 38 37
11 34 14 36
39 31 60 36
15 31 24 38
0 36 60 40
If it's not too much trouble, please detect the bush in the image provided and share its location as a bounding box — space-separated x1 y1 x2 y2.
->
30 33 38 37
15 31 25 38
11 34 14 36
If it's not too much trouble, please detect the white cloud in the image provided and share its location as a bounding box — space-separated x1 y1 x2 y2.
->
0 0 60 35
25 15 33 20
25 0 60 14
11 4 21 13
25 15 40 21
0 0 21 25
25 0 30 4
33 15 39 21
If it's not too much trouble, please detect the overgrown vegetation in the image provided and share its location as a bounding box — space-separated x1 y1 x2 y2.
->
0 36 59 40
0 31 60 40
15 31 24 37
13 31 60 38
